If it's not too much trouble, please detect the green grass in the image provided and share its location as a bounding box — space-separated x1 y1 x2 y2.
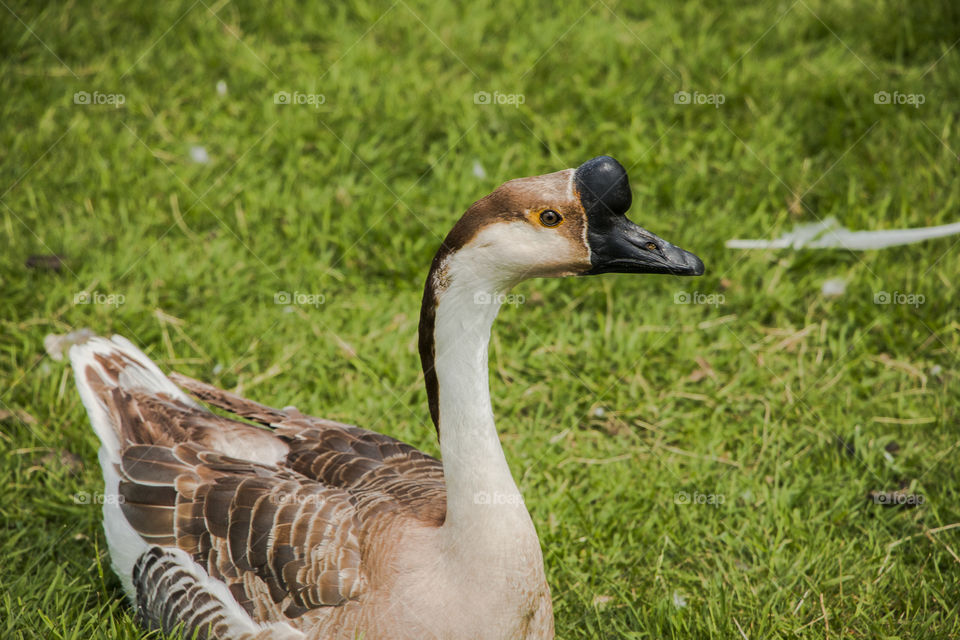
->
2 0 959 637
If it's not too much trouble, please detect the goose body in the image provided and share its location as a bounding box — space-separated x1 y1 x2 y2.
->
69 156 703 639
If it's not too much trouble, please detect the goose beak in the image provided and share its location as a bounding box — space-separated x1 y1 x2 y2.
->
574 155 705 277
587 216 705 276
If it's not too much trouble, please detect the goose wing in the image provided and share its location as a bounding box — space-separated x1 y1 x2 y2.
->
113 418 368 621
110 382 446 626
72 336 445 633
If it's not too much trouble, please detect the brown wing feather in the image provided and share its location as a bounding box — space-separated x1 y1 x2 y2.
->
91 368 447 628
132 546 303 639
87 354 288 462
117 437 365 618
170 372 448 524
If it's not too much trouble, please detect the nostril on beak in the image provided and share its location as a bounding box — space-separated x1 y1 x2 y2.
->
623 232 659 254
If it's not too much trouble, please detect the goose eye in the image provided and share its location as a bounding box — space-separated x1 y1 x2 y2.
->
539 210 562 227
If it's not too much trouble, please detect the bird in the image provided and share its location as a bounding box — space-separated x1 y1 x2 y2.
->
67 155 704 640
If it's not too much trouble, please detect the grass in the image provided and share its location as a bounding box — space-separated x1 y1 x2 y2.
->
2 0 959 637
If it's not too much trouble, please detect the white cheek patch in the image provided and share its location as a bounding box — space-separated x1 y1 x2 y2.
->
459 222 589 284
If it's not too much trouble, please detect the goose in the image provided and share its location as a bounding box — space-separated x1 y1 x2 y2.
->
67 155 704 640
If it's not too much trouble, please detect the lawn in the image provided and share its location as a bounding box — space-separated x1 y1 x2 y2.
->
2 0 959 638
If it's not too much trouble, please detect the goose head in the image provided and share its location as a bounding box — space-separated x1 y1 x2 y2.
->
430 155 704 291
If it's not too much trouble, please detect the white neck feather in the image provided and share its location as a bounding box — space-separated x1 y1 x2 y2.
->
432 241 536 554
